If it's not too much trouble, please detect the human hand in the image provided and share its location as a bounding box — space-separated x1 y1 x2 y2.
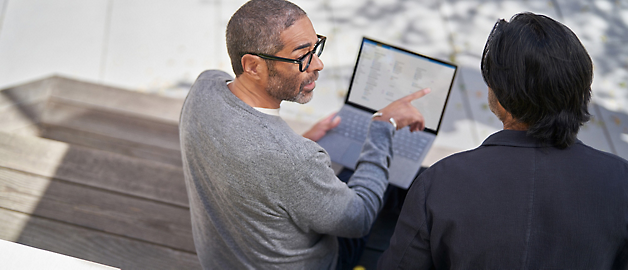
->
302 113 341 141
373 88 431 132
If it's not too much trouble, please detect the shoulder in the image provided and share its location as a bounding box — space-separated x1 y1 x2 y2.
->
184 70 232 106
262 129 334 181
425 146 485 172
408 144 499 195
196 70 234 82
268 127 329 163
248 127 337 197
187 70 234 97
236 119 327 164
571 141 628 168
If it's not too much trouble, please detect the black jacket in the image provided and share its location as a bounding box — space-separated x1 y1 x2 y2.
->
379 130 628 269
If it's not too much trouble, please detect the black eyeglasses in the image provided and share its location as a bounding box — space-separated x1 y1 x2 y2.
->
249 34 326 72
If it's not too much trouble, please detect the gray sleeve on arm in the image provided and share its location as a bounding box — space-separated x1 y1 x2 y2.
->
348 120 394 216
280 120 394 238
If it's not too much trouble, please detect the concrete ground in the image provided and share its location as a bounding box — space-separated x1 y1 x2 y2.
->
1 0 626 160
1 0 627 158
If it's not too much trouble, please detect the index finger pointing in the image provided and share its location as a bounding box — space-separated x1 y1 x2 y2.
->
402 88 431 101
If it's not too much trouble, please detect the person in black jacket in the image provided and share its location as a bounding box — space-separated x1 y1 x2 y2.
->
378 12 628 269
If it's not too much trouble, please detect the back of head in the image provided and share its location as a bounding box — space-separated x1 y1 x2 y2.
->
226 0 307 76
481 12 593 149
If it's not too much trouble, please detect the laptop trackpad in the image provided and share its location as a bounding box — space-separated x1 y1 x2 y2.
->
340 142 362 169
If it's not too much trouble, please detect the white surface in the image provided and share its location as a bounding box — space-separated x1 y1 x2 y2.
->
102 0 218 95
0 0 625 160
442 0 561 58
0 239 119 270
0 0 109 87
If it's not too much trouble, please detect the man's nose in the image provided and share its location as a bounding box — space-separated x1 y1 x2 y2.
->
308 54 324 72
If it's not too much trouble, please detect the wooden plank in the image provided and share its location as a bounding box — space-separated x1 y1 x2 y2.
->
41 124 182 166
51 77 184 123
0 132 189 207
41 99 180 151
0 132 69 177
0 76 183 124
3 124 41 137
0 168 195 252
0 77 51 134
0 77 52 109
0 208 201 270
0 101 46 133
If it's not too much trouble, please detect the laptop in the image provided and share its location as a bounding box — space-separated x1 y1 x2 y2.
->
317 37 457 189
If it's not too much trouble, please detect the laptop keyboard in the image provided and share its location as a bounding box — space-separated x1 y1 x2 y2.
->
335 111 370 141
334 110 429 161
393 131 429 161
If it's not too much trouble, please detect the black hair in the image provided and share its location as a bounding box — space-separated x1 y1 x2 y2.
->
481 12 593 149
226 0 306 76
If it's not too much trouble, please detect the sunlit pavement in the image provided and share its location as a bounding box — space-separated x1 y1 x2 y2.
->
1 0 626 160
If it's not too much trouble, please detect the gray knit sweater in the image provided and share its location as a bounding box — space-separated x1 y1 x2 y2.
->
179 70 394 269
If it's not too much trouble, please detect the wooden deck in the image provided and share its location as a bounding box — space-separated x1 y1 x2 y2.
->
0 76 417 269
0 76 200 269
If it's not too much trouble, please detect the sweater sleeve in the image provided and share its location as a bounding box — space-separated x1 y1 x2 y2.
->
278 120 394 238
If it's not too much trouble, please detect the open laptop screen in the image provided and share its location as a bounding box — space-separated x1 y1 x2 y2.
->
346 38 457 133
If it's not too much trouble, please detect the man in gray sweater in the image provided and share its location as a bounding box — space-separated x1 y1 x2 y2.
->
179 0 429 269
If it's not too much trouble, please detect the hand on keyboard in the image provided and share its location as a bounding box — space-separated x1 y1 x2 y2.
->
372 88 431 132
302 113 342 142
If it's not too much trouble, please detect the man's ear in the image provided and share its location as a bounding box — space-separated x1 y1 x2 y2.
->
241 54 267 80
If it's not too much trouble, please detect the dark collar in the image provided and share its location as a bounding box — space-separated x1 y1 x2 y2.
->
481 130 548 148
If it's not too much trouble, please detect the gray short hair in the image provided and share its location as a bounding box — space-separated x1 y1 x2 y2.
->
226 0 307 76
